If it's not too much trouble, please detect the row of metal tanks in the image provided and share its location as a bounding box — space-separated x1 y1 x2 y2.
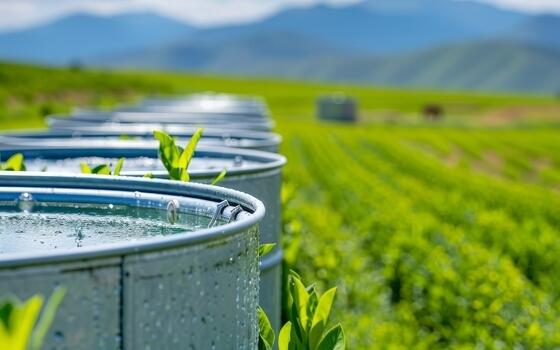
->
0 93 286 349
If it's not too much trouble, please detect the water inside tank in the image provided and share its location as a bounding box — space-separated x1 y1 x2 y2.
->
21 155 258 174
33 136 251 148
1 136 252 147
0 194 217 254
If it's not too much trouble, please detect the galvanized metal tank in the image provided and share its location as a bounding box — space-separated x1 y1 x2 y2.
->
130 93 269 118
0 173 264 349
70 110 271 124
316 94 357 122
0 126 282 153
0 145 286 332
119 106 269 119
46 112 275 132
139 92 267 107
115 102 270 120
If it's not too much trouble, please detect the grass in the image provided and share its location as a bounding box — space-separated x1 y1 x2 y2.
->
1 61 558 129
1 61 560 348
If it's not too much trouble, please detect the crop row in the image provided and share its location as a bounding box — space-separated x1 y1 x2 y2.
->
279 121 560 349
403 129 560 189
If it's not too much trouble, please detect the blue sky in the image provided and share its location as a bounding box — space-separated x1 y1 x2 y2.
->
0 0 559 31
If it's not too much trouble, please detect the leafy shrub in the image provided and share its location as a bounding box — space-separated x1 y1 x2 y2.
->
259 271 345 350
279 124 560 348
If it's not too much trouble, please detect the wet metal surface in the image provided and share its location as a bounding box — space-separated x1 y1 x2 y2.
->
0 173 264 349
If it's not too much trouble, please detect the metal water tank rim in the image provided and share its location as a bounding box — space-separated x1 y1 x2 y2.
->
0 172 265 268
0 145 287 177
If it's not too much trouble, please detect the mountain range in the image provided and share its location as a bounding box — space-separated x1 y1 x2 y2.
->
0 0 559 92
0 12 194 64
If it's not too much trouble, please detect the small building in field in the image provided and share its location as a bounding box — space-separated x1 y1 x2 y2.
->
316 94 357 123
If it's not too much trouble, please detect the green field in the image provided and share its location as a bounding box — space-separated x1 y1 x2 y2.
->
2 62 560 348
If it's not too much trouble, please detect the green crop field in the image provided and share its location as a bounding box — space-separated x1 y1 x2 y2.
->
2 61 560 348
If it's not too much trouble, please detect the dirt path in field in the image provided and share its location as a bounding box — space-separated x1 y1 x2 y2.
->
478 105 560 126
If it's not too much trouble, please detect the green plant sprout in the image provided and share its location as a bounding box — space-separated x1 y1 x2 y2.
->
80 157 124 176
153 129 226 185
0 286 66 350
259 243 276 258
258 271 345 350
258 306 275 350
212 169 227 185
0 153 26 171
153 128 201 181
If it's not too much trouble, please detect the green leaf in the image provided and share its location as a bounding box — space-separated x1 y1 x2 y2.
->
176 128 203 182
154 130 180 178
290 270 303 281
91 164 111 175
259 243 276 258
179 167 190 182
289 271 311 337
290 319 305 349
153 130 176 151
0 298 16 329
2 294 44 350
80 163 92 174
143 172 154 179
259 335 272 350
316 324 345 350
306 283 317 294
278 322 292 350
309 287 337 349
113 158 125 176
3 153 25 171
257 306 275 350
307 289 319 325
154 129 204 182
30 287 66 350
211 169 227 185
178 127 202 169
289 302 304 343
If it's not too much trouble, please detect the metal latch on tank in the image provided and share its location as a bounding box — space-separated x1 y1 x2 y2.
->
208 200 245 227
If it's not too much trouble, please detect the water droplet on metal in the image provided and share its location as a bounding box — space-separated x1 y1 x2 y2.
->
233 156 243 167
75 224 84 247
54 330 65 342
17 192 35 213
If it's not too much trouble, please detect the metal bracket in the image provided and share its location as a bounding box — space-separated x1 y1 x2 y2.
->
208 200 230 228
228 206 244 223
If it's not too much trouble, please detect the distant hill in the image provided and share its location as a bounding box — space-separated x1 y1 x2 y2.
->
183 0 527 54
359 0 525 36
506 15 560 51
100 31 345 73
0 0 530 65
320 41 560 93
0 12 196 64
1 0 560 92
106 37 560 93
